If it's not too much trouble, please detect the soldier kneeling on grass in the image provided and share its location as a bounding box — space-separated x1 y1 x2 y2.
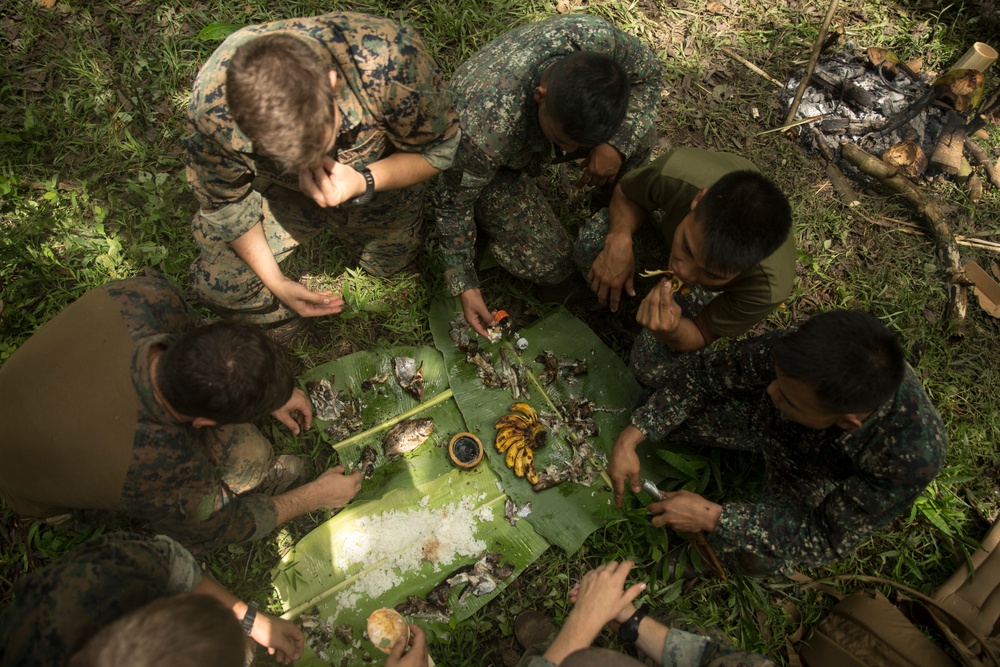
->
609 309 947 577
0 276 361 555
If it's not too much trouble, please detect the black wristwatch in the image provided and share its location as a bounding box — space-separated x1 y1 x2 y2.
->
618 604 649 643
240 601 258 635
352 168 375 205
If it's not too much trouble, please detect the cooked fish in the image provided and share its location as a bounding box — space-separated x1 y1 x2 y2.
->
392 357 425 400
307 378 345 422
382 418 434 457
357 444 378 479
361 372 390 393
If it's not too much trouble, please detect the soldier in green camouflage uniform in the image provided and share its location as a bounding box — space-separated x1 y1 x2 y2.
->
185 12 459 325
609 311 946 577
435 15 662 336
0 532 302 666
0 276 361 554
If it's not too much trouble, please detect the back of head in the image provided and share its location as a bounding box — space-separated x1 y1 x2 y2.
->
226 33 334 174
773 310 905 413
157 321 294 424
71 594 245 667
696 170 792 276
545 51 630 147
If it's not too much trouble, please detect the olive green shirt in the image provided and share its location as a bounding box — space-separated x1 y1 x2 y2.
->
620 147 796 338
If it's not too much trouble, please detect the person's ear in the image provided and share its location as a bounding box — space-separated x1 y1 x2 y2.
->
533 85 547 105
834 413 865 430
192 417 218 429
328 70 338 91
690 187 709 211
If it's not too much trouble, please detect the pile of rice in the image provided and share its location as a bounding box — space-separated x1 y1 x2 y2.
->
329 493 494 612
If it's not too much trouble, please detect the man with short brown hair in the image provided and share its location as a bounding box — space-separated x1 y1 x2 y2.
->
185 13 459 326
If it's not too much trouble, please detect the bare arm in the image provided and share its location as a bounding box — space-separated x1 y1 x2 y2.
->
193 574 304 664
229 223 345 318
271 466 362 525
300 152 440 209
588 184 650 312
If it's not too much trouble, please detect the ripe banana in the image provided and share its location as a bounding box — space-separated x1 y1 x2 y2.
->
505 442 520 468
509 402 539 423
495 403 548 486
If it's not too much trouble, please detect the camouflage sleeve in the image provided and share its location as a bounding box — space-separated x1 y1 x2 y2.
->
152 534 203 593
434 133 498 295
663 622 775 667
631 332 780 442
102 276 203 339
123 427 279 554
380 25 459 159
183 114 264 242
603 26 662 159
714 420 946 568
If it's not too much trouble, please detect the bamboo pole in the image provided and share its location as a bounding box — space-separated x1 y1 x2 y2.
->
331 388 454 451
784 0 841 125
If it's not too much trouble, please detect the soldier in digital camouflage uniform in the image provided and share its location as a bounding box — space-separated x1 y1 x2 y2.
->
0 532 302 666
0 276 361 554
518 561 771 667
185 12 459 325
435 14 663 337
575 146 795 387
609 310 946 577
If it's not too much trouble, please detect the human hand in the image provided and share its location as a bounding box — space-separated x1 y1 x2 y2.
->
308 466 362 510
636 278 683 341
564 561 646 637
649 490 722 533
270 278 345 319
298 156 367 208
609 426 645 507
460 288 494 338
587 232 635 312
579 143 623 187
569 583 638 625
249 613 305 664
386 625 429 667
271 388 312 435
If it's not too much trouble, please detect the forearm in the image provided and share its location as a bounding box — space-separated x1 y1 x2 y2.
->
368 152 440 192
272 483 323 525
651 316 709 352
637 618 670 665
607 184 648 237
193 573 247 621
229 222 285 289
542 615 603 665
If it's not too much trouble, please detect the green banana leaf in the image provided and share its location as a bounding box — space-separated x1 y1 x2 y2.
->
428 296 672 553
274 347 549 665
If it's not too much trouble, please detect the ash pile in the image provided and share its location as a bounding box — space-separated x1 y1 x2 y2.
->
781 45 995 190
784 50 948 162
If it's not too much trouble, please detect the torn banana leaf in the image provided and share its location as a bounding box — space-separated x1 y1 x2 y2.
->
429 296 673 553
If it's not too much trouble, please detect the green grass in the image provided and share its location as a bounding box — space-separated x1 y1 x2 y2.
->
2 0 1000 664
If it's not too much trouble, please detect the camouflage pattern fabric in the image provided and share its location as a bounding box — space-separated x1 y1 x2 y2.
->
574 208 714 386
435 14 662 295
0 533 201 667
184 12 458 323
631 330 947 576
0 277 279 554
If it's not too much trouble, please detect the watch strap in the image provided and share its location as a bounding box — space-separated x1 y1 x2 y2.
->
353 168 375 205
618 604 649 643
240 601 258 635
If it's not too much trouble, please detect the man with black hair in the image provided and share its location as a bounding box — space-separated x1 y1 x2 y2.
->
0 276 361 553
185 13 459 327
435 15 663 337
575 147 795 386
608 310 946 576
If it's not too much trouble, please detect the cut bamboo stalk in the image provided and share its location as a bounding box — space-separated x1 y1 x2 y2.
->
331 388 454 451
784 0 840 125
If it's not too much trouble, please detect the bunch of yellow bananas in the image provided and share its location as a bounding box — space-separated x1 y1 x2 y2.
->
494 402 547 485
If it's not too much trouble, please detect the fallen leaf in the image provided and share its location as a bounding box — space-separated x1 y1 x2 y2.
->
34 0 56 7
706 1 726 13
555 0 573 12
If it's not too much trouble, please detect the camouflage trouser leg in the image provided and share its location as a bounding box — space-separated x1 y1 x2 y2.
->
474 168 575 285
200 424 274 495
189 181 427 324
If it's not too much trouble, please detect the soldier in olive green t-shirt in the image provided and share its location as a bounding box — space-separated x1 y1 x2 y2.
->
574 147 795 386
